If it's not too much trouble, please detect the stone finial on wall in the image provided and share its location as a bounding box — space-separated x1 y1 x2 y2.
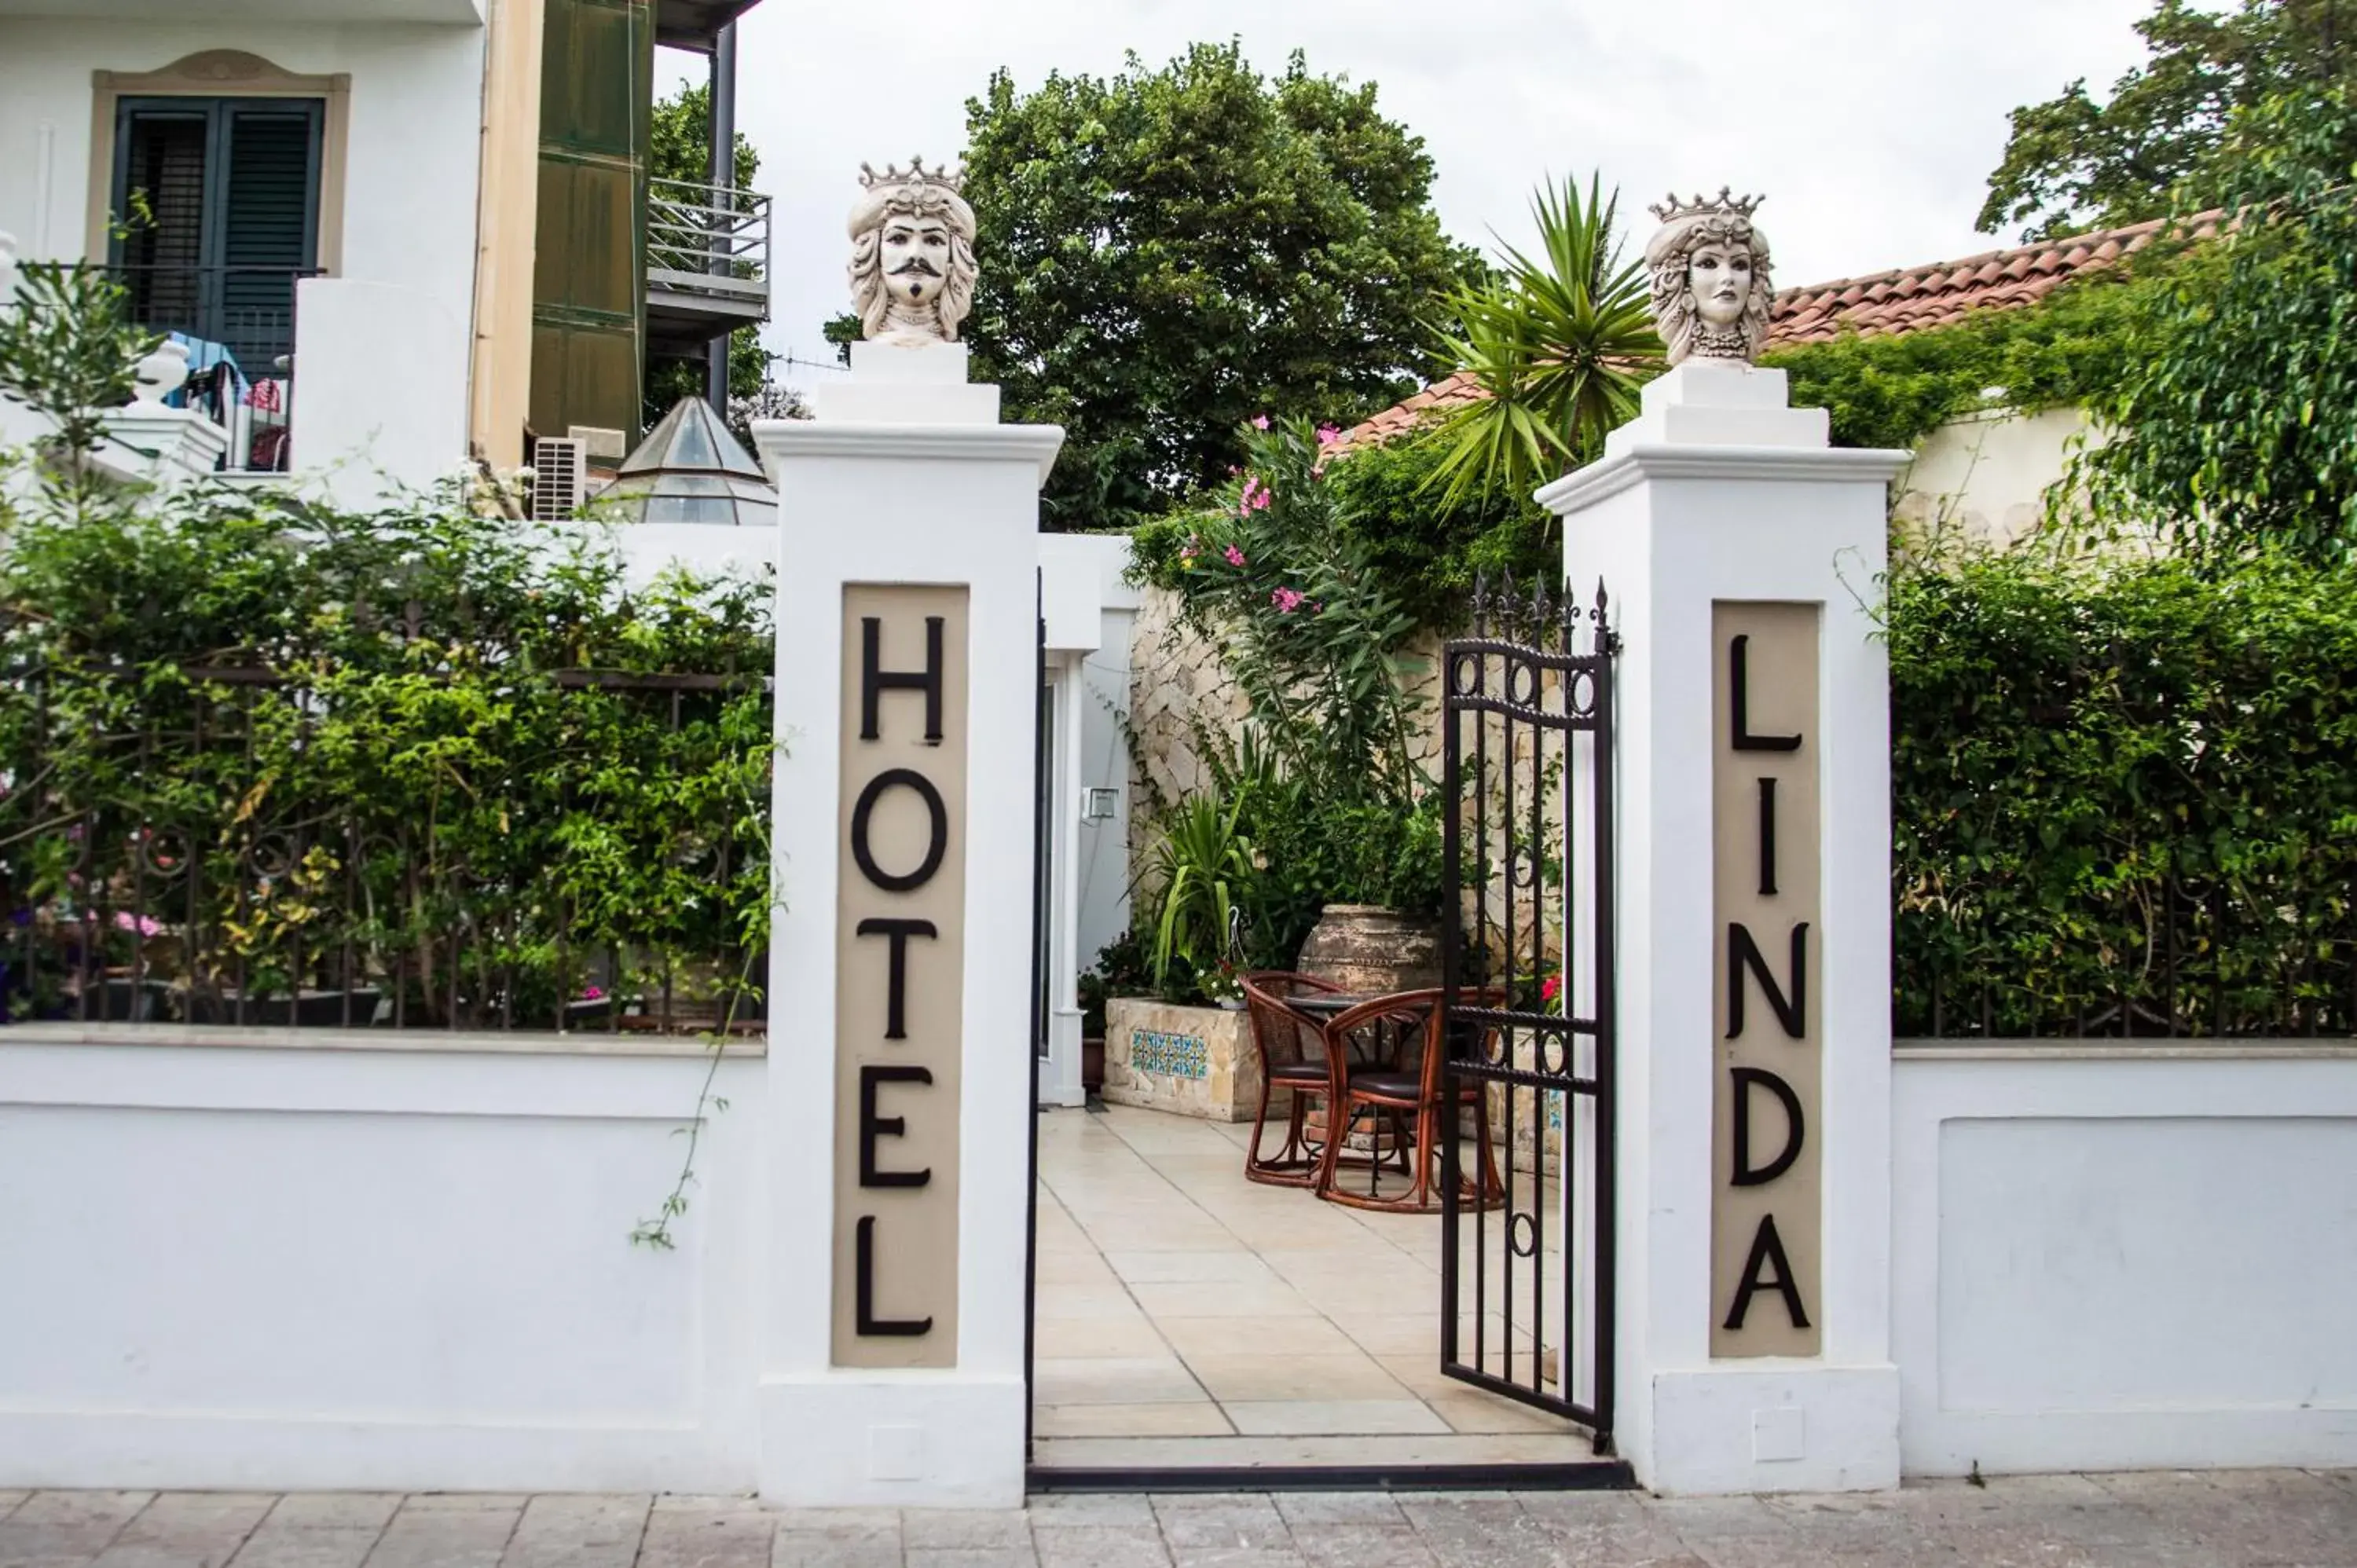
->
130 339 191 407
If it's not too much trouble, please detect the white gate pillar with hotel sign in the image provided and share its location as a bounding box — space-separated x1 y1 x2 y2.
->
1538 359 1908 1493
752 339 1061 1508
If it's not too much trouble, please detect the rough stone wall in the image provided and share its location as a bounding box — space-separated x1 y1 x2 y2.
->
1125 583 1446 891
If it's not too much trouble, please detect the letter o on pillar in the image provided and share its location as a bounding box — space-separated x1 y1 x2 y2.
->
850 767 950 892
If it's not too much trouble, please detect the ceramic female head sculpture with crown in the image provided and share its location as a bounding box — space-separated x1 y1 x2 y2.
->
1644 188 1773 367
846 156 978 349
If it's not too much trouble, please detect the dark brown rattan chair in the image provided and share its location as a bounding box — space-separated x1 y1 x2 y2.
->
1314 987 1508 1214
1239 971 1344 1185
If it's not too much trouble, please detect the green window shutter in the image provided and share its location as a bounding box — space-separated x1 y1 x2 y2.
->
109 97 321 368
218 104 321 366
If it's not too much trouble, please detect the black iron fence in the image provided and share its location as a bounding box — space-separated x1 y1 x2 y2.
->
0 665 771 1035
1897 880 2357 1040
105 263 311 472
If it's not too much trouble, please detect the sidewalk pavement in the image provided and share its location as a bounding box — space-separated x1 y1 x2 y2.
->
2 1471 2352 1567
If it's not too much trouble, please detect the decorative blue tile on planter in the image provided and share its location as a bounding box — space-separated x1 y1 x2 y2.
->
1129 1028 1208 1079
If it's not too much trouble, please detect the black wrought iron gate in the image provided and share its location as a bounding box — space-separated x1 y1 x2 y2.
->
1439 577 1617 1449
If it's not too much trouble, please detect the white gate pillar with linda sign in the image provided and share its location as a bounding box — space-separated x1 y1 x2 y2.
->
1538 192 1908 1493
750 160 1061 1508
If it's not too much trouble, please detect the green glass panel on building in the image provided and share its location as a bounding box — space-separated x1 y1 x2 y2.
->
533 0 652 445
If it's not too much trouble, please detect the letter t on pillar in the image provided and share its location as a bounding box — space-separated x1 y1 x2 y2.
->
750 341 1062 1509
1536 360 1908 1493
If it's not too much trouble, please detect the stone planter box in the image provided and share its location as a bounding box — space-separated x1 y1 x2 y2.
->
1103 998 1286 1123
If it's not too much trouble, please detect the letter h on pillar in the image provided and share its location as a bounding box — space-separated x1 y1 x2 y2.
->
750 280 1064 1505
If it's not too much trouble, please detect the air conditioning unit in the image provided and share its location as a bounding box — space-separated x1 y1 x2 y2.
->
530 436 587 520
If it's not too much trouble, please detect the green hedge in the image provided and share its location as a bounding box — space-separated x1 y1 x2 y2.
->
1890 548 2357 1036
1761 269 2156 452
0 488 775 1030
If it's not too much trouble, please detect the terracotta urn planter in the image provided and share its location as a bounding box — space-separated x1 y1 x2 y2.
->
1295 904 1442 1157
1294 903 1443 995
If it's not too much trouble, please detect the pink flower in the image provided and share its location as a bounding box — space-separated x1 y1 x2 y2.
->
581 985 604 1001
1270 588 1305 613
1541 973 1563 1006
1251 415 1271 430
1223 544 1246 566
112 911 162 938
1317 423 1343 446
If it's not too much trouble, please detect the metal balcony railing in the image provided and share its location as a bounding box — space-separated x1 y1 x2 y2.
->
647 178 772 328
103 263 313 474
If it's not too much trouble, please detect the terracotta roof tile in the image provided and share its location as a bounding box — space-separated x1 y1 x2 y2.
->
1332 212 2221 452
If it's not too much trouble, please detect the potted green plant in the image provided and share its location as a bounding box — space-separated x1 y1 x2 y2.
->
1147 789 1253 1002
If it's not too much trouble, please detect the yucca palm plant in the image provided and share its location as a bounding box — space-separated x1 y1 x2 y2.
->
1149 789 1255 994
1424 174 1663 510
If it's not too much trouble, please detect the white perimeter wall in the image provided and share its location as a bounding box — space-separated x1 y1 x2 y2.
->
1893 1043 2357 1477
0 1031 764 1493
1892 406 2087 548
0 17 485 497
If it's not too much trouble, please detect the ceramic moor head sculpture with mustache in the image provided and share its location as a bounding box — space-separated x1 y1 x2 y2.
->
846 157 978 349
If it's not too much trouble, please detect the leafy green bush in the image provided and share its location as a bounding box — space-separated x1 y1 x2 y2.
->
1126 419 1448 979
1135 423 1555 634
1890 545 2357 1035
0 480 775 1028
1761 267 2158 453
1132 418 1424 803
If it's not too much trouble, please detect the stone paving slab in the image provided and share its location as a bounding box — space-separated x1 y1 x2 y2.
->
0 1474 2349 1568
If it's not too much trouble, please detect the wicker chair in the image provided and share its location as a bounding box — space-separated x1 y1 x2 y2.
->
1239 971 1344 1186
1314 987 1508 1214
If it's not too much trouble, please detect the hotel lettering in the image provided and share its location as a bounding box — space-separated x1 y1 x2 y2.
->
832 586 969 1368
1710 603 1824 1357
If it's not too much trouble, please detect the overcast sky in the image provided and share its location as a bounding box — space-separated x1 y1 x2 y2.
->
662 0 2157 390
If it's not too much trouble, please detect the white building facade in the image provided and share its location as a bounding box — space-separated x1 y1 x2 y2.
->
0 2 489 500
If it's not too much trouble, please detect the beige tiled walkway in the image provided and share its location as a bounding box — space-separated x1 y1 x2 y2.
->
1033 1102 1594 1470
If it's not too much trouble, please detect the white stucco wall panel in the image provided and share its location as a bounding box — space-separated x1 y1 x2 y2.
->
295 276 469 499
1893 1046 2357 1477
1893 407 2090 548
0 1037 764 1493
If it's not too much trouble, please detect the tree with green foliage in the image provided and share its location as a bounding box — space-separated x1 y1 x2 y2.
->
936 42 1479 533
645 79 772 426
1420 175 1659 509
2071 87 2357 561
0 255 158 508
1979 0 2357 239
